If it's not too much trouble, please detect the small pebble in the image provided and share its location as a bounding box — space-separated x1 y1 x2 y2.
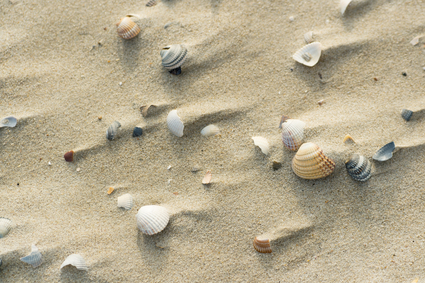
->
272 161 282 171
318 99 325 106
168 179 172 184
119 82 123 86
48 162 52 166
402 72 407 76
76 168 81 172
167 165 172 170
132 127 143 137
289 16 294 22
98 116 102 120
0 258 2 267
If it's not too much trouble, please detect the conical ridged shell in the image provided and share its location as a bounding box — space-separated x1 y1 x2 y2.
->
117 193 134 210
252 136 270 155
160 45 188 70
401 109 413 121
116 17 141 39
167 110 184 137
345 154 372 182
136 205 169 235
106 121 121 140
253 237 272 253
372 142 395 162
60 254 88 271
0 116 17 128
281 119 306 151
201 124 219 137
20 245 43 268
293 42 322 67
0 218 12 238
292 142 335 179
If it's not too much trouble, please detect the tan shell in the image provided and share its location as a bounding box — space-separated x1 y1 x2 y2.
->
253 237 272 253
116 17 141 40
292 142 335 179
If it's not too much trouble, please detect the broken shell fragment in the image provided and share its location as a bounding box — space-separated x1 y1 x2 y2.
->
160 44 188 74
339 0 352 15
136 205 169 235
64 151 74 162
20 245 43 268
140 104 157 117
117 193 134 210
167 110 184 137
60 254 88 271
343 134 355 143
304 31 314 44
281 119 306 151
106 121 121 141
293 42 322 67
0 218 12 238
401 109 413 121
0 116 17 128
345 154 372 182
372 142 395 162
107 187 114 195
201 124 220 137
116 16 141 40
146 0 158 6
292 142 335 179
252 136 270 155
202 170 212 185
253 237 272 253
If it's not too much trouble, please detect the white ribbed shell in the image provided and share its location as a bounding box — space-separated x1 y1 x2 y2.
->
339 0 352 15
281 119 306 151
201 124 220 137
293 42 322 67
60 254 88 271
252 136 270 155
20 245 43 268
167 110 184 137
117 193 134 210
0 218 12 238
160 44 188 70
136 205 169 235
0 116 17 128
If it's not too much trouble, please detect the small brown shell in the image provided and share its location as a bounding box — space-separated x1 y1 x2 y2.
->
253 237 272 253
107 187 114 195
64 151 74 162
292 142 335 179
116 17 141 40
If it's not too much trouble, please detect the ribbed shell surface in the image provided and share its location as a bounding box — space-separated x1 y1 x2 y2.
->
292 42 322 67
117 17 141 39
60 254 88 271
167 110 184 137
292 142 335 179
117 193 134 210
401 109 413 121
281 119 306 151
0 218 12 238
20 245 43 268
253 237 272 253
345 154 372 182
136 205 169 235
160 45 188 70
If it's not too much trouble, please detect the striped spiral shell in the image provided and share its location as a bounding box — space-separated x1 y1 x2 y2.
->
136 205 169 235
116 17 141 40
345 154 372 182
160 44 188 70
292 142 335 180
253 237 272 253
281 119 306 151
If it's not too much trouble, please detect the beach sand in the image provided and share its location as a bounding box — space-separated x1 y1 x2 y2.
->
1 0 425 281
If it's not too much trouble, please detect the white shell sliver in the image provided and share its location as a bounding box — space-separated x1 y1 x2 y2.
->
293 42 322 67
117 193 134 210
339 0 352 15
201 124 220 137
136 205 169 235
0 116 17 128
60 254 88 271
252 136 270 155
167 110 184 137
0 218 12 238
304 31 314 44
20 245 43 268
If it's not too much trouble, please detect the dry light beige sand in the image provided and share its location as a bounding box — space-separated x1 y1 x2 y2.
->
1 0 425 282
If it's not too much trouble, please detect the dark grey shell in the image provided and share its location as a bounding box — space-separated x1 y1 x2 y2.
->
106 121 121 141
372 141 395 161
401 109 413 121
160 45 188 70
345 154 372 182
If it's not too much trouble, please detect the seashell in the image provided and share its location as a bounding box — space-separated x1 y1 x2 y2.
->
339 0 352 15
372 142 395 162
167 110 184 137
304 31 314 44
345 154 372 182
106 121 121 141
410 36 421 46
202 170 212 185
146 0 158 6
136 205 169 235
160 44 188 71
60 254 88 271
401 109 413 121
117 193 134 210
0 258 2 267
20 245 43 268
132 127 143 137
64 151 74 162
292 142 335 179
253 237 272 253
0 116 17 128
278 114 290 129
293 42 322 67
140 104 157 117
201 124 220 137
116 16 141 40
107 187 114 195
343 134 355 143
252 136 270 155
281 119 306 151
0 218 12 238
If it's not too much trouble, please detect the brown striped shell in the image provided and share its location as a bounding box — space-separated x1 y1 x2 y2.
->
253 237 272 253
292 142 335 180
116 17 141 40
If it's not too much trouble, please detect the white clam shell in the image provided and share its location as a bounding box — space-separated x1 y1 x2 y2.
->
160 44 188 70
252 136 270 155
201 124 220 137
281 119 306 151
167 110 184 137
136 205 169 235
293 42 322 67
304 31 314 44
339 0 352 15
117 193 134 210
60 254 88 271
0 116 17 128
20 245 42 268
0 218 12 238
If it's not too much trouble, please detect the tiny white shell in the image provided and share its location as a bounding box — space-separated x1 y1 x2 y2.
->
304 31 314 44
0 116 17 128
136 205 169 235
252 136 270 155
201 125 219 137
339 0 352 15
117 193 134 210
0 218 12 238
293 42 322 67
167 110 184 137
60 254 88 271
20 245 43 268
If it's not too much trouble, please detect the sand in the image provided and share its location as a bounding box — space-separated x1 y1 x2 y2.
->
1 0 425 281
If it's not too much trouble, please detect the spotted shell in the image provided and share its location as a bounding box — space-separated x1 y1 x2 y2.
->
0 218 12 238
60 254 88 271
345 154 372 182
160 44 188 70
20 245 43 268
339 0 353 15
293 42 322 67
253 237 272 253
117 193 134 210
201 124 220 137
292 142 335 179
401 109 413 121
167 110 184 137
281 119 306 151
372 142 395 162
252 136 270 155
106 121 121 141
136 205 169 235
0 116 17 128
116 16 141 39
